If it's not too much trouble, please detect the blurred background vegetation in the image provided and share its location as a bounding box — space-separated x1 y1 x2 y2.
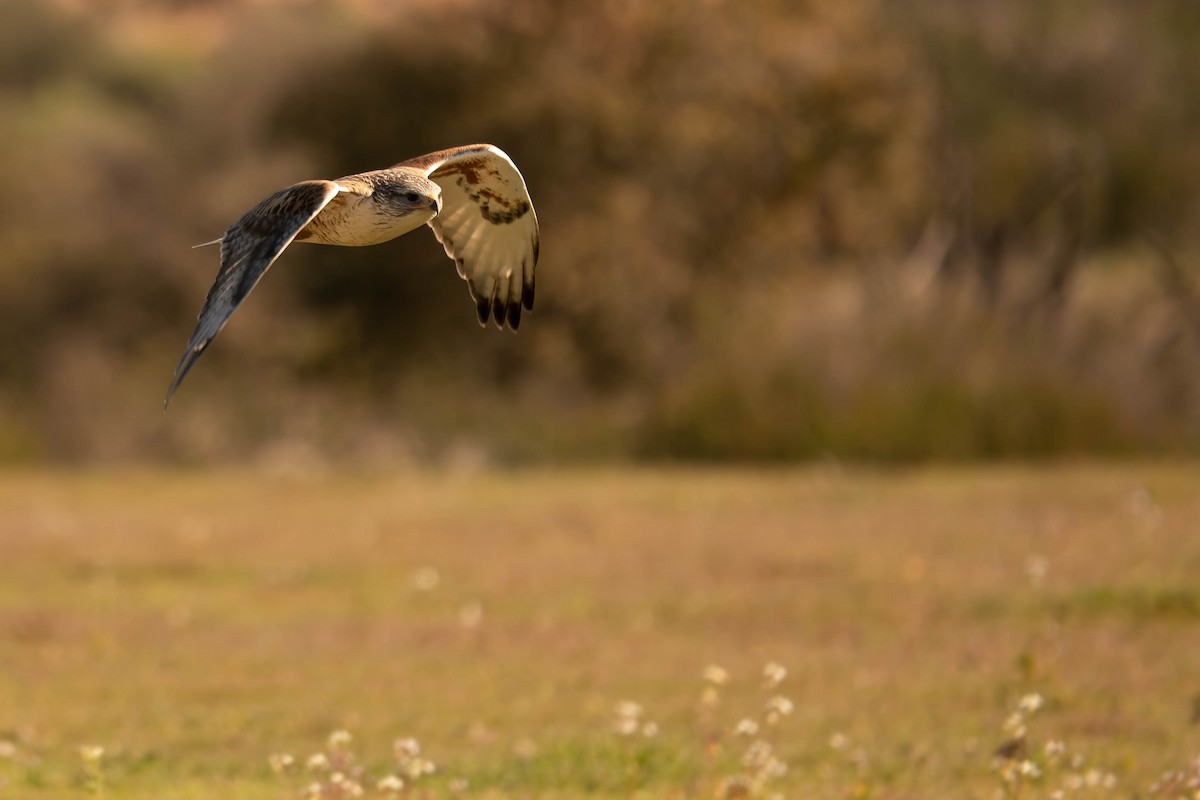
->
2 0 1199 466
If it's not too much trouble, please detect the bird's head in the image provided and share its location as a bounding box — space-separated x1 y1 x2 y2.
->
380 172 442 221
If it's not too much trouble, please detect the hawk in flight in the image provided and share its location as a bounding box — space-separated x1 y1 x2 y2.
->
165 144 539 406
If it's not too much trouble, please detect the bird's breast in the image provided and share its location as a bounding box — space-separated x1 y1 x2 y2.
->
298 194 434 247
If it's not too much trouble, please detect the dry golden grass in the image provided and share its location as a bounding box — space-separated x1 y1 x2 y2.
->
0 464 1197 798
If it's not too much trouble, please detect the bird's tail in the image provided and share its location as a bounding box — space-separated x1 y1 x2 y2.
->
192 237 223 249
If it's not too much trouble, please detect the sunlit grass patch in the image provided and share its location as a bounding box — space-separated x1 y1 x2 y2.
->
0 465 1197 798
968 583 1200 624
1048 585 1200 621
262 661 803 799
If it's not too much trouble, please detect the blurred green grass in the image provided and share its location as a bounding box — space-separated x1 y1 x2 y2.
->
0 464 1197 798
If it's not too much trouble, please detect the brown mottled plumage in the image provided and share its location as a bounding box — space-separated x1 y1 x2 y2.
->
166 144 540 406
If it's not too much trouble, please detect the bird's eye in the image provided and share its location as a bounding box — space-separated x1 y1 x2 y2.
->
404 191 421 203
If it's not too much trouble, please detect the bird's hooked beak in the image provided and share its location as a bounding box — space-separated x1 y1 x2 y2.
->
429 194 442 215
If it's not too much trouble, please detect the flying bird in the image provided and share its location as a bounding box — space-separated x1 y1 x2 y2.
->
165 144 539 406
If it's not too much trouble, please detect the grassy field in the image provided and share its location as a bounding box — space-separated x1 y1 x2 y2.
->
0 464 1197 799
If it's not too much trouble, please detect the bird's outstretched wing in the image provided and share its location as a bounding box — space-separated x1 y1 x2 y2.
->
395 144 539 330
165 180 344 406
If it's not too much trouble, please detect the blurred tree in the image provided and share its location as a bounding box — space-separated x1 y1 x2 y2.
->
1 0 1198 463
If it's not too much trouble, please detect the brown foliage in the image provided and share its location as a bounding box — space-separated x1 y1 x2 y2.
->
1 0 1199 463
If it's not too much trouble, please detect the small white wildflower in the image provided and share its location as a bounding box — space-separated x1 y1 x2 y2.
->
742 739 774 769
1018 693 1044 714
303 782 323 799
699 686 720 707
613 700 647 735
79 746 104 763
733 718 760 737
1019 760 1042 779
0 740 16 759
411 566 440 591
614 700 643 719
641 721 659 737
613 717 639 736
766 695 794 716
1002 713 1027 738
1078 768 1117 790
404 757 437 779
269 753 295 774
1064 773 1084 791
329 771 346 785
763 662 787 688
762 755 788 779
829 732 849 750
306 753 330 771
327 730 352 750
449 777 469 792
703 664 730 685
1043 740 1066 760
376 775 405 793
393 737 420 760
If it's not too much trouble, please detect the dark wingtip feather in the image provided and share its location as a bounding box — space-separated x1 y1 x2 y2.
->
491 296 506 330
506 302 521 331
475 295 491 326
163 343 207 409
522 283 535 311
